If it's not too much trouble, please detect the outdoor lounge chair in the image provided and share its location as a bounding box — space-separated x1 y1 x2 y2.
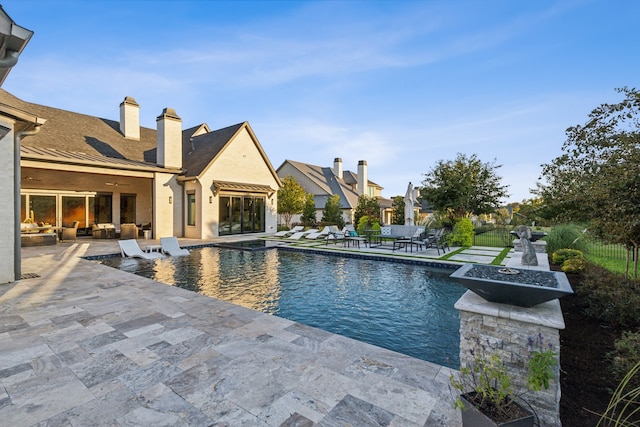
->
274 225 303 237
288 228 318 240
118 239 164 260
160 237 190 256
305 226 332 239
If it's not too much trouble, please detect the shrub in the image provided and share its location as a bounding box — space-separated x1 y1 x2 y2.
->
608 331 640 390
545 223 585 254
357 215 380 236
579 264 640 328
562 257 587 273
449 218 474 247
552 248 584 265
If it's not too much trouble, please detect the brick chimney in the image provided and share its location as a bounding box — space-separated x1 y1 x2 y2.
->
119 96 140 140
333 157 343 179
156 107 182 169
357 160 367 196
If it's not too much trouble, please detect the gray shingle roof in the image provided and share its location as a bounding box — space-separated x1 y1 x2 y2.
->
1 89 251 177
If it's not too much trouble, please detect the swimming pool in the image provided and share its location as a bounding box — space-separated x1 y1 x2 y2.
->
100 246 466 368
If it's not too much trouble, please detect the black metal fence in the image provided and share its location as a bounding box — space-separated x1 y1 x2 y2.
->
472 229 629 261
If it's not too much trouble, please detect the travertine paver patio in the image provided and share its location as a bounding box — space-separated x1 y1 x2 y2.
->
1 237 463 426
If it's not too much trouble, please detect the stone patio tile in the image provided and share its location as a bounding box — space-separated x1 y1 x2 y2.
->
117 359 183 393
70 349 139 389
112 312 171 333
258 389 330 425
320 394 395 427
447 253 496 263
1 368 94 426
118 406 180 427
139 383 214 426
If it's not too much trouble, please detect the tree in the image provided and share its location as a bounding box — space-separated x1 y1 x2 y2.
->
537 87 640 277
420 153 509 223
277 176 307 228
300 193 317 226
321 194 345 229
391 196 405 225
353 195 380 227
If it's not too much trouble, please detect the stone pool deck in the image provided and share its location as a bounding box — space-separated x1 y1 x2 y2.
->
0 236 502 426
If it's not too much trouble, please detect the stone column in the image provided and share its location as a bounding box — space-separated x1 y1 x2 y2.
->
455 291 564 426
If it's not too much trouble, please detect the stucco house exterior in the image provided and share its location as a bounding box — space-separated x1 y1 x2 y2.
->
1 89 280 275
276 158 391 225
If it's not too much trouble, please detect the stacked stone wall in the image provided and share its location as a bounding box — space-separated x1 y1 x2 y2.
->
458 303 562 426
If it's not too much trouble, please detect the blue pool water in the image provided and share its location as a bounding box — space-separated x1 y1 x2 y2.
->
100 247 466 368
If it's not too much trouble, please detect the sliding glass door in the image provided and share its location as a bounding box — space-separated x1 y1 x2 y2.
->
219 195 265 235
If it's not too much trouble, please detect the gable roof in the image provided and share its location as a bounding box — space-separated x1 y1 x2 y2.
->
181 121 281 186
2 89 280 184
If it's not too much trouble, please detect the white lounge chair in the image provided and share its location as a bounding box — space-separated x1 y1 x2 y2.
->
160 237 190 256
118 239 164 259
288 228 318 240
274 225 304 237
304 226 332 239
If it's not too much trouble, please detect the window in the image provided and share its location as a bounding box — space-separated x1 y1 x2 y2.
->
94 194 112 224
187 193 196 226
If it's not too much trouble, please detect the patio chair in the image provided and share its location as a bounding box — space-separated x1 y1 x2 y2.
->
118 239 164 260
288 228 318 240
120 223 139 240
274 225 304 237
325 226 346 245
160 237 190 256
60 221 79 242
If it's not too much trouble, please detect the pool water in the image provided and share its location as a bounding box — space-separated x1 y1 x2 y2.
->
100 247 465 368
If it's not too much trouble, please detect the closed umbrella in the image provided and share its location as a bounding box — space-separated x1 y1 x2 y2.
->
404 182 416 225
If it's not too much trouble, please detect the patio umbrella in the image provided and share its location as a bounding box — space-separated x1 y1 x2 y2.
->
404 182 416 225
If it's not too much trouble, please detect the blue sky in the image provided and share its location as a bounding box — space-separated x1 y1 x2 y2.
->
3 0 639 202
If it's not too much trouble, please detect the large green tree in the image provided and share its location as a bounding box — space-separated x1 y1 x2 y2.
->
321 194 345 229
537 87 640 276
421 153 509 223
353 195 380 227
391 196 405 225
300 193 317 227
277 176 307 228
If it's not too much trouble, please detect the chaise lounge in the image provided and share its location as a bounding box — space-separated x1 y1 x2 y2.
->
118 239 164 260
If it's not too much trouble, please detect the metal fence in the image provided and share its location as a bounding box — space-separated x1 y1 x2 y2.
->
472 229 629 261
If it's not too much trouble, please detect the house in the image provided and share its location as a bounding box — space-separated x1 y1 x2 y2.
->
276 158 390 225
1 89 281 244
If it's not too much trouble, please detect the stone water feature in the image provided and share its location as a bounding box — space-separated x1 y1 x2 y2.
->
452 246 569 426
450 263 573 307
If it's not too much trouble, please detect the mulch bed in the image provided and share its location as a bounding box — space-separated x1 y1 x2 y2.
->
557 268 620 426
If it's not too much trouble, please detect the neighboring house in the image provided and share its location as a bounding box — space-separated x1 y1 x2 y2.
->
1 89 281 245
276 157 390 225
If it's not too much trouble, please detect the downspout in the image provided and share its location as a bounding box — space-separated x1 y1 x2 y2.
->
14 124 42 281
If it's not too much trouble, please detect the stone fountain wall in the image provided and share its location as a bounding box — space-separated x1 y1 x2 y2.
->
454 254 564 426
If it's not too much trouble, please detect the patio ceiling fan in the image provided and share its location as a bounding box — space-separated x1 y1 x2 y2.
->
105 181 130 187
22 175 42 182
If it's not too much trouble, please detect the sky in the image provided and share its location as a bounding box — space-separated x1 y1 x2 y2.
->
3 0 639 203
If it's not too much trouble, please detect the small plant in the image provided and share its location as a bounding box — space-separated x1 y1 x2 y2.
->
562 257 587 273
551 248 584 265
449 217 474 247
450 335 557 423
527 334 558 392
597 360 640 426
608 331 640 390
